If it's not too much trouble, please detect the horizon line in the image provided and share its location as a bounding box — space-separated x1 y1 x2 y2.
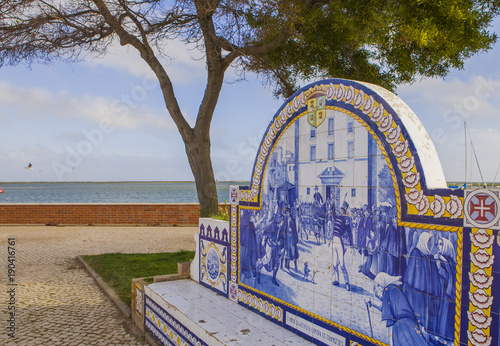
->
0 180 250 184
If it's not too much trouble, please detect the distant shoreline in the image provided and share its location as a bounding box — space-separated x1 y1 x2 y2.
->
0 181 244 204
0 181 250 184
1 181 497 185
448 182 500 187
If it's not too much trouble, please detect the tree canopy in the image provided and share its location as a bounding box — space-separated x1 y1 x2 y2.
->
247 0 500 96
1 0 499 215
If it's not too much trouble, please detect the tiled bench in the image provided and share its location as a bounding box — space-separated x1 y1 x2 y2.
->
144 279 313 346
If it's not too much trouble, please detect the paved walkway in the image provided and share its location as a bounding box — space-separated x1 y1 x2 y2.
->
0 226 198 345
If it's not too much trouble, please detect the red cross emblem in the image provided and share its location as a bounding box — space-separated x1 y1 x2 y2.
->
468 194 497 223
230 186 238 204
229 282 238 301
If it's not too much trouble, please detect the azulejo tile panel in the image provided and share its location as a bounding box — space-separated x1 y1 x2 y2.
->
199 219 230 297
467 228 496 346
232 79 500 345
229 197 239 302
144 296 206 346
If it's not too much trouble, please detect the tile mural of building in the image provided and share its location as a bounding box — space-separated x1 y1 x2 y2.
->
233 79 500 345
144 78 500 346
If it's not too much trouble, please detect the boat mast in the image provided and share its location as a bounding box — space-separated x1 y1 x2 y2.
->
493 162 500 188
464 122 467 188
465 122 487 188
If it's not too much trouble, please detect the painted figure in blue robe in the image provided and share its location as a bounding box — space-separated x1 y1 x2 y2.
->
283 205 299 271
295 197 309 241
312 186 327 244
293 197 305 240
240 210 258 281
356 205 373 265
331 201 353 291
365 272 427 346
359 207 382 280
256 204 285 286
376 207 390 274
324 194 336 244
379 207 407 277
313 185 323 207
350 207 361 245
403 232 441 335
433 237 456 343
356 205 371 251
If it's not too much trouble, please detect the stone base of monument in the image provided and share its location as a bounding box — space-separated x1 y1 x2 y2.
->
143 279 312 345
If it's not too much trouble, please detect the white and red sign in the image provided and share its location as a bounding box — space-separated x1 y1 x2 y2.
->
464 189 500 230
230 185 239 205
229 282 238 302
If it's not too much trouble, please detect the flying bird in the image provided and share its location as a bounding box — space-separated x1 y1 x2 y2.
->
25 163 33 169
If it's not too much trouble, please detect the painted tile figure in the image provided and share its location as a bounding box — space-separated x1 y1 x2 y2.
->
331 201 352 291
366 272 427 345
237 80 464 346
435 237 456 341
239 210 258 281
404 232 442 341
283 206 299 272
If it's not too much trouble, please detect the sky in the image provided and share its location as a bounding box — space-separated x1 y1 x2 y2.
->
1 19 500 184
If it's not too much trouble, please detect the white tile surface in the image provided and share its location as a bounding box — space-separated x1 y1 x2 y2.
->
147 279 314 345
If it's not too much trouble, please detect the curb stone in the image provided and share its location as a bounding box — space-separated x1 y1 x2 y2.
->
76 255 131 317
76 255 149 344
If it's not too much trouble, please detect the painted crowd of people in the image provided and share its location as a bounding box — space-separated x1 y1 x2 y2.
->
240 185 301 287
240 185 457 345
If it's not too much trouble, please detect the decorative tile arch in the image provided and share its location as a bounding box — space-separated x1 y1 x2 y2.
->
239 79 464 229
226 79 500 346
143 79 500 346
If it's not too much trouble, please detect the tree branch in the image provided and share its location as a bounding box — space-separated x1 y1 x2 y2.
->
192 0 227 134
92 0 194 140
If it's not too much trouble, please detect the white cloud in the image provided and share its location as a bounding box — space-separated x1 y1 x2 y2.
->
396 74 500 183
0 81 175 131
84 40 206 84
398 75 500 122
466 127 500 183
50 150 193 182
432 126 500 183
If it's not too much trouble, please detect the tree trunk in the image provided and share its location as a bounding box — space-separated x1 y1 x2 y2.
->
138 53 221 217
184 132 219 217
132 3 229 217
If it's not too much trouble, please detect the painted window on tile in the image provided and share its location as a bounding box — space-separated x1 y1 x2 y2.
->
347 118 354 133
328 118 334 135
328 143 334 160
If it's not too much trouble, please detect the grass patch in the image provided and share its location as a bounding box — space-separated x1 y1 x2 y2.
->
82 250 195 306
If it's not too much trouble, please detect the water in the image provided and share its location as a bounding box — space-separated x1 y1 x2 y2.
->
2 181 497 204
0 182 243 204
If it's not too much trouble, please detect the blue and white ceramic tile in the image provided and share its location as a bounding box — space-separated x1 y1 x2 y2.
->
144 295 207 346
199 219 230 297
232 79 500 345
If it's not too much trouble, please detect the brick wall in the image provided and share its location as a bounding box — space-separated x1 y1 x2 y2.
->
0 204 205 226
